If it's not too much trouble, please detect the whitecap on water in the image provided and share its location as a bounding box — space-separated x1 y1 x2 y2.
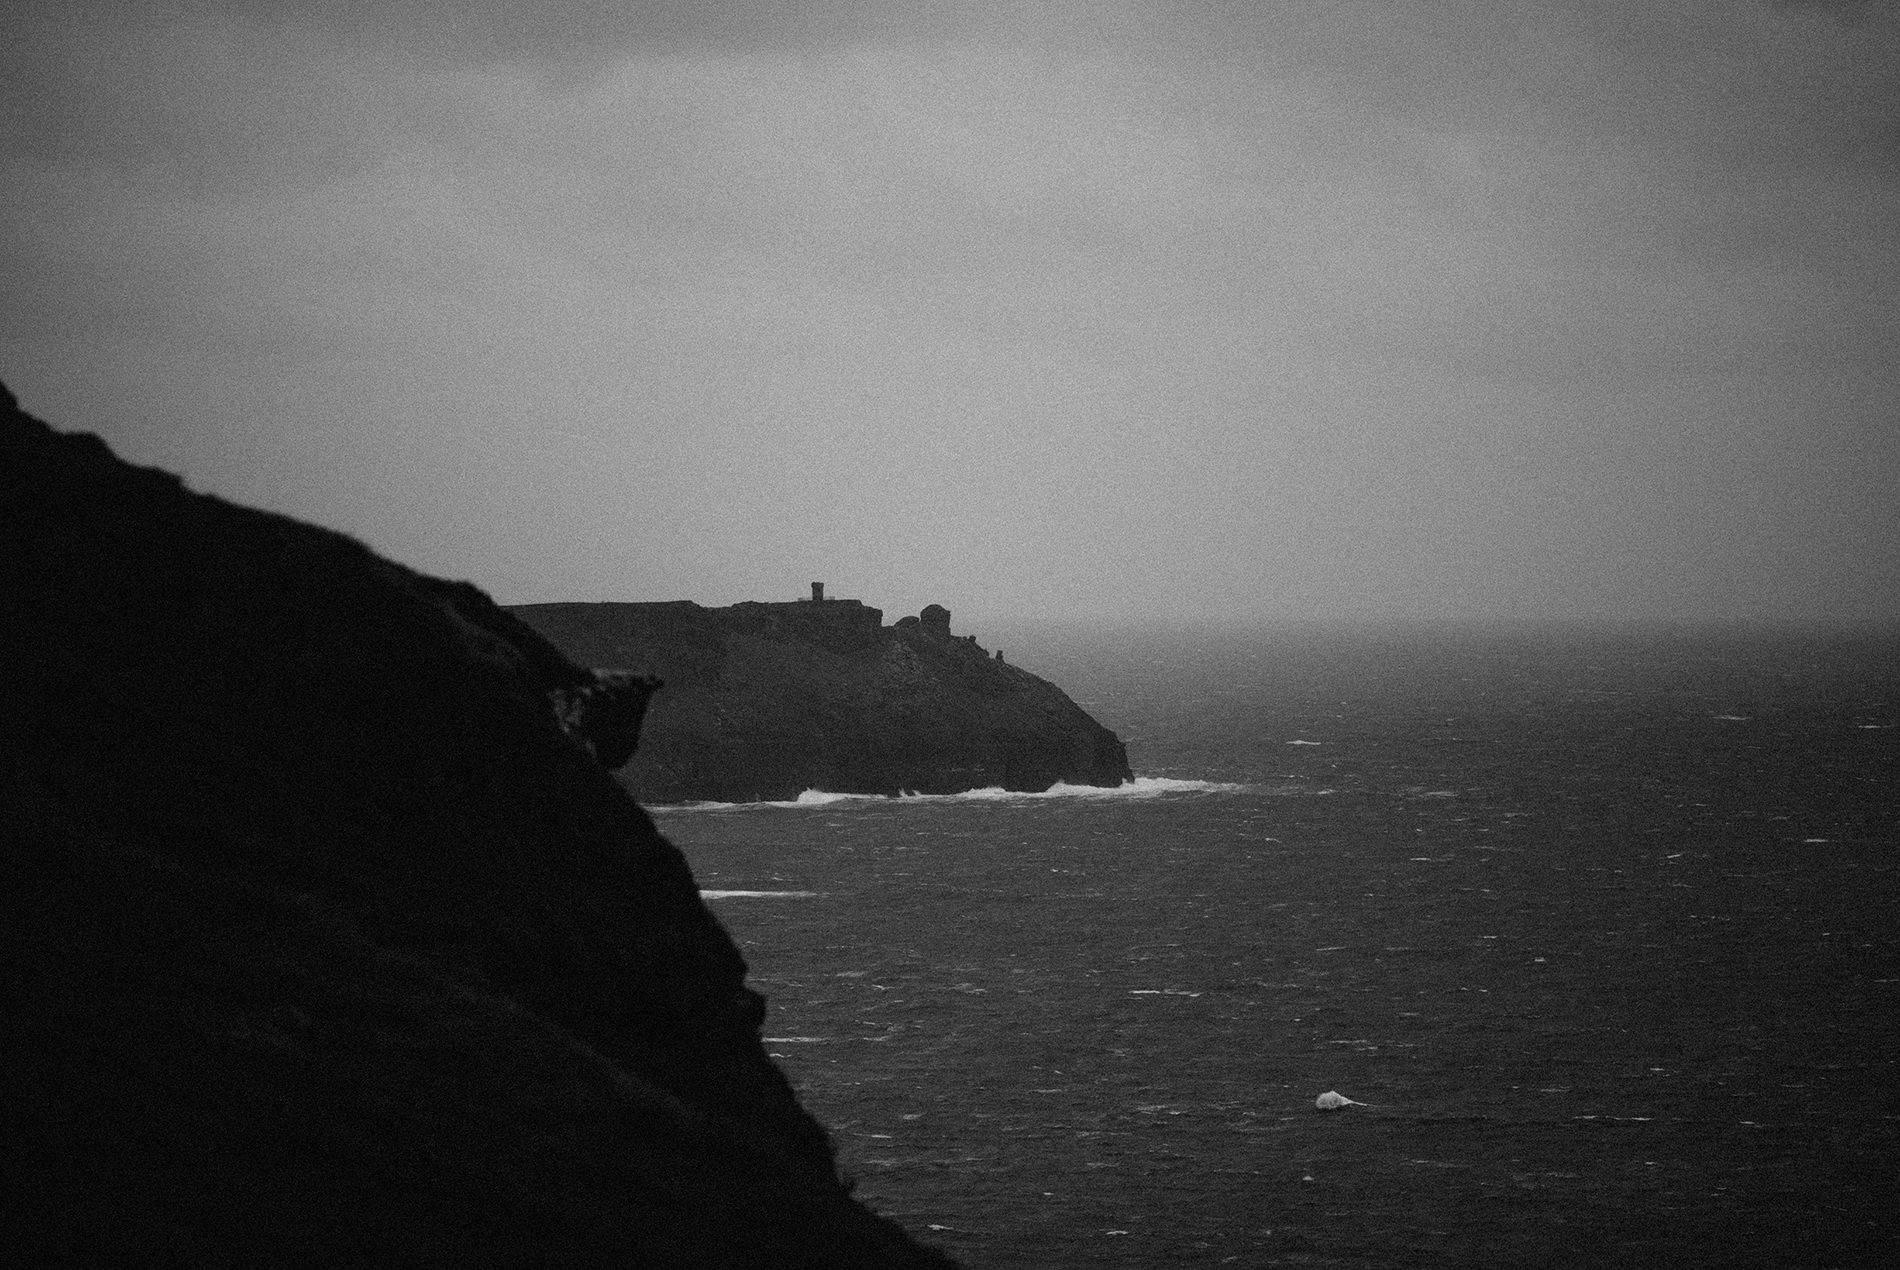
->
698 889 820 899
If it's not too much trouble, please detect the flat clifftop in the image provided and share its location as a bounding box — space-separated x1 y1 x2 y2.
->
509 600 1133 804
0 383 954 1268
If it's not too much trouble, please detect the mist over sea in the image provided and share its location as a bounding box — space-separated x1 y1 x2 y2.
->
657 625 1899 1268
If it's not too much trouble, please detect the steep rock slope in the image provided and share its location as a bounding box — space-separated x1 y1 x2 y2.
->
0 383 954 1268
508 600 1132 804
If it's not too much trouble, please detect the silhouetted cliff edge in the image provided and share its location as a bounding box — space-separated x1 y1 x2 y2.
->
0 382 954 1268
507 599 1133 804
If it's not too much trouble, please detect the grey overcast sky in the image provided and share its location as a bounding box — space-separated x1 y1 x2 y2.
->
5 1 1897 627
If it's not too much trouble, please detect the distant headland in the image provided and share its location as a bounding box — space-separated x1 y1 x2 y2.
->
508 587 1132 804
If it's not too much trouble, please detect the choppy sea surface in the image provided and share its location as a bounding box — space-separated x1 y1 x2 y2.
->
654 625 1900 1268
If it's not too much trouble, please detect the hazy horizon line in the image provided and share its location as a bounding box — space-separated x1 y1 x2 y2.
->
498 596 1900 640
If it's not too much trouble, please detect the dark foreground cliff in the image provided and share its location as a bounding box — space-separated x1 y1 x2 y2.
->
508 600 1132 804
0 383 955 1269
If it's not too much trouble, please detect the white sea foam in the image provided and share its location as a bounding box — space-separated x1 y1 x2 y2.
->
785 789 868 807
698 889 820 899
655 775 1250 811
916 776 1250 802
656 789 868 812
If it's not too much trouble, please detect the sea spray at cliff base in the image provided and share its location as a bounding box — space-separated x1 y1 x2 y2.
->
656 774 1250 812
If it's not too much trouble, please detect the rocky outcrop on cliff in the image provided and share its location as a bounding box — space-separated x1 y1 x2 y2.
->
0 382 953 1268
507 600 1133 805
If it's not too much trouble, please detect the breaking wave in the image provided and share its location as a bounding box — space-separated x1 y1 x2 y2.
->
656 775 1250 812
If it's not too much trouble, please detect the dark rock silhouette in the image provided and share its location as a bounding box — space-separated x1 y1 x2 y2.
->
0 382 955 1268
508 600 1133 805
550 668 664 770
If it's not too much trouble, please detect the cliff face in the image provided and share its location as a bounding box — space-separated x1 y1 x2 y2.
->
507 600 1133 804
0 383 953 1268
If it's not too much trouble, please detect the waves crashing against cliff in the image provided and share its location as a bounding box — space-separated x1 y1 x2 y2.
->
664 776 1249 812
508 600 1134 805
0 383 953 1268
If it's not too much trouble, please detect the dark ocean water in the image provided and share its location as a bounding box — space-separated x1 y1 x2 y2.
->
655 626 1900 1268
